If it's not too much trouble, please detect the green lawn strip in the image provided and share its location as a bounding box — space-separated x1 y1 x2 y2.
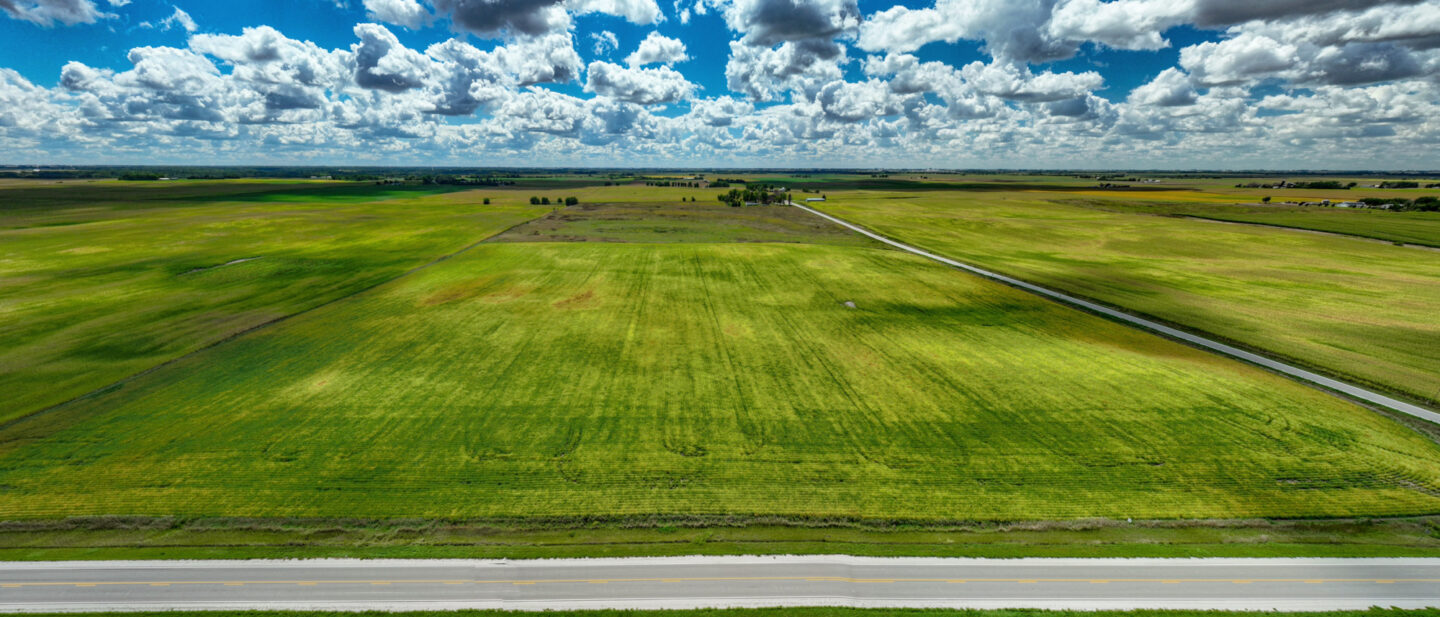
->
0 185 548 422
3 242 1438 521
813 193 1440 407
2 517 1440 560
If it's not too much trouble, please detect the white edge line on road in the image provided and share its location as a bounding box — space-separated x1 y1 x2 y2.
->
790 202 1440 426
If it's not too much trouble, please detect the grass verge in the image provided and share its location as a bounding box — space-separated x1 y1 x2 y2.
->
3 517 1440 561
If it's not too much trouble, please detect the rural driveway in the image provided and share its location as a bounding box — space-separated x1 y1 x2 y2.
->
2 556 1438 611
791 202 1440 426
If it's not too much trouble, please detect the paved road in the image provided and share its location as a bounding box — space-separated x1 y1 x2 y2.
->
2 557 1438 611
791 202 1440 425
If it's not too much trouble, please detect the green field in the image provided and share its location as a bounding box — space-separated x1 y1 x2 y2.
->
815 191 1440 405
3 198 1439 522
491 201 880 245
1058 198 1440 247
0 183 548 423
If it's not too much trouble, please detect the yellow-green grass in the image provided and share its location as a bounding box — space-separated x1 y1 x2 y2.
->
3 240 1438 521
814 191 1440 405
0 182 547 423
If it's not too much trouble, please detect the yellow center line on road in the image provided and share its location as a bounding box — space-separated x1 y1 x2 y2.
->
8 577 1438 588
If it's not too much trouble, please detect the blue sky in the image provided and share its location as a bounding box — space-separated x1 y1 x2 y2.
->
1 0 1438 168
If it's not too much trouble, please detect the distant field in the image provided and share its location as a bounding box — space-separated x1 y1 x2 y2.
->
3 217 1438 520
0 182 546 423
1062 198 1440 247
815 192 1440 405
1190 209 1440 247
491 202 879 245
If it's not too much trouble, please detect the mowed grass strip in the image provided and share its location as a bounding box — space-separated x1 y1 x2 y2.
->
0 183 546 422
1 241 1437 521
815 192 1440 406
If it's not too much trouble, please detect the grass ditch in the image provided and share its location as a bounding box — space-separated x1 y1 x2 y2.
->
3 516 1440 561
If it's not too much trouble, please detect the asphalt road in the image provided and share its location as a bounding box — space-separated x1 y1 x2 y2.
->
1 557 1437 611
791 202 1440 426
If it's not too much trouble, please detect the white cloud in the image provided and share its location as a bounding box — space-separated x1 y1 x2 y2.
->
591 30 618 56
626 32 688 67
961 61 1105 102
431 0 570 37
4 2 1440 168
566 0 662 24
144 6 196 32
725 38 845 101
585 60 696 104
363 0 431 29
350 23 431 92
495 32 583 85
1128 68 1198 106
685 95 752 126
724 0 859 46
0 0 106 26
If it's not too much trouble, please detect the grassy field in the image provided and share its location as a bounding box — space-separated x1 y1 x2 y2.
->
814 192 1440 406
1060 199 1440 247
3 198 1439 522
0 182 547 423
491 202 880 245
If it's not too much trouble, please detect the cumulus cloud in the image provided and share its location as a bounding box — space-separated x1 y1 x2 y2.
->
686 95 753 126
961 61 1105 102
0 0 105 26
143 6 196 32
350 23 430 92
816 79 907 122
363 0 431 29
585 60 695 104
431 0 570 37
626 32 688 67
567 0 662 25
726 38 845 101
1128 68 1199 106
724 0 859 46
494 32 582 84
427 0 659 37
4 1 1440 168
591 30 618 56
